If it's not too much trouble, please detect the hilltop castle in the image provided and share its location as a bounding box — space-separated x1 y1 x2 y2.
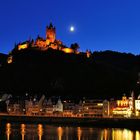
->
7 23 91 63
18 23 74 53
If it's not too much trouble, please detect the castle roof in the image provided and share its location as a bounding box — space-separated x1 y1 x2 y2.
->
47 22 55 29
36 35 45 41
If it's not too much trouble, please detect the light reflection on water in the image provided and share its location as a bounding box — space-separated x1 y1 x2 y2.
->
1 123 140 140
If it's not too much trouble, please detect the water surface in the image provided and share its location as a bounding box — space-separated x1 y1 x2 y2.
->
1 123 140 140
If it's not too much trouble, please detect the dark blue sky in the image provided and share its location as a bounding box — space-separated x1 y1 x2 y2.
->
0 0 140 54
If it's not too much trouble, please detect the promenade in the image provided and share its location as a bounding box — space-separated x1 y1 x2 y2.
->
1 113 140 128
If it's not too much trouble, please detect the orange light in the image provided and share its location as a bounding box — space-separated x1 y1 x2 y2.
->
38 124 43 140
6 123 11 140
77 127 82 140
86 50 91 58
21 124 26 140
18 44 28 50
57 127 63 140
7 56 13 64
46 39 50 45
62 48 73 53
50 44 58 50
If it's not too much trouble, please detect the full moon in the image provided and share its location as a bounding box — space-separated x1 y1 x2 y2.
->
70 26 75 32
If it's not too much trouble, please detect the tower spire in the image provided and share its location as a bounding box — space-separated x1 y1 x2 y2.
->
46 23 56 44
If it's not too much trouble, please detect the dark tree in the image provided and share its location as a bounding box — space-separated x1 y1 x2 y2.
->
70 43 80 53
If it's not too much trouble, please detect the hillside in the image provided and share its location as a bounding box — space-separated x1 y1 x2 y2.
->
0 53 7 65
0 49 140 99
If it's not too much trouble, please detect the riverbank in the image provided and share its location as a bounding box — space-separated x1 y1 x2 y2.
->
1 114 140 128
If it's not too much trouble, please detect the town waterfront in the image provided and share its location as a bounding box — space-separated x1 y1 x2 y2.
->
1 122 140 140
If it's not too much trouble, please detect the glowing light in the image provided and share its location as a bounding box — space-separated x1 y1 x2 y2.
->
18 44 28 50
7 56 13 64
6 123 11 140
70 26 75 32
77 127 82 140
57 127 63 140
38 124 43 140
62 48 74 53
97 103 103 106
21 124 26 140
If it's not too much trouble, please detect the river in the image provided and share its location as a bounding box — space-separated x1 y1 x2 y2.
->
1 123 140 140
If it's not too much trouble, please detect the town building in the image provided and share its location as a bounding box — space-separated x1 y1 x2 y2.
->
63 101 75 117
45 98 54 115
53 98 63 115
7 92 140 118
24 95 45 115
135 95 140 116
82 99 103 117
112 93 134 117
7 103 22 114
103 100 110 117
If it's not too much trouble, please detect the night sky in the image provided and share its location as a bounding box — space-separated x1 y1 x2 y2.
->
0 0 140 54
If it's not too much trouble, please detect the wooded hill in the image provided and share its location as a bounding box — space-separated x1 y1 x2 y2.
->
0 49 140 100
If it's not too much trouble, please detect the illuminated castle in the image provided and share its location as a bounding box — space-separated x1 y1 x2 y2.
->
18 23 74 53
7 23 91 64
35 23 63 50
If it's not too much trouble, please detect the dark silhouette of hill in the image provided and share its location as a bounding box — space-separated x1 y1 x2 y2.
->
0 53 7 65
0 49 140 100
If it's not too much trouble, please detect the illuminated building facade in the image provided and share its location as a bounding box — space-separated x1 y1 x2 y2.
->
117 94 129 107
7 55 13 64
45 98 53 115
24 95 45 115
46 23 56 45
113 94 134 117
135 95 140 116
82 100 103 117
86 50 91 58
63 102 75 117
18 42 28 50
7 103 22 114
103 100 110 117
6 92 140 118
53 98 63 112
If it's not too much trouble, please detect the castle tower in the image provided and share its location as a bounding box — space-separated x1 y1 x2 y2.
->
46 23 56 45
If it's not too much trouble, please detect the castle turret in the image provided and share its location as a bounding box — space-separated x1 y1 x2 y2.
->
46 23 56 45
